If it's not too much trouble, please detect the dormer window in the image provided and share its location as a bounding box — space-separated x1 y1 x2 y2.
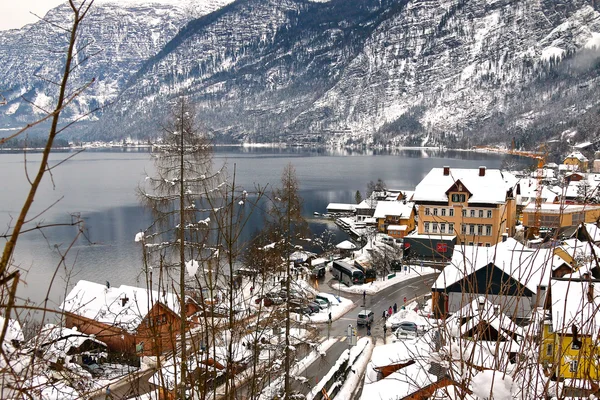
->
451 194 466 203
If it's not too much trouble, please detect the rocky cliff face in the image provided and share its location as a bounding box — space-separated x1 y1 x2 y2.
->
0 0 233 133
2 0 600 147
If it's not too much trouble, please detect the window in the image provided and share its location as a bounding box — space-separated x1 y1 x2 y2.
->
462 209 467 217
461 194 466 202
441 208 446 217
449 209 454 217
452 194 466 203
546 344 553 356
432 223 438 233
477 225 483 235
487 210 492 218
469 225 475 235
485 225 492 236
479 210 483 218
451 194 457 202
485 243 491 247
440 224 446 233
424 222 430 233
478 242 483 247
449 223 454 233
461 224 466 235
470 210 475 218
468 242 474 246
570 360 578 373
425 208 430 216
433 208 438 216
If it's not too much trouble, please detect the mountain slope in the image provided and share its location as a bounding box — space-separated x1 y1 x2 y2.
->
0 0 234 133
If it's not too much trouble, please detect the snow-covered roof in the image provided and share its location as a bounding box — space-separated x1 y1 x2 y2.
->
580 223 600 243
516 179 559 205
447 297 524 339
326 203 356 212
355 200 373 210
556 238 600 274
387 224 408 231
550 278 600 338
0 316 23 355
433 239 566 293
412 167 511 205
373 201 414 219
565 151 589 162
35 324 106 364
523 203 600 214
573 142 593 150
61 280 189 333
289 250 316 262
336 240 356 250
361 362 437 400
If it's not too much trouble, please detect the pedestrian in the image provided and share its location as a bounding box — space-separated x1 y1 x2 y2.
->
393 302 397 314
250 286 254 295
105 387 112 400
383 324 387 336
328 312 332 324
366 321 371 336
388 306 393 316
382 310 387 320
362 290 366 303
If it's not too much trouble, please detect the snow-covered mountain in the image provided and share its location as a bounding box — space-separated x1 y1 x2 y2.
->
2 0 600 147
0 0 234 132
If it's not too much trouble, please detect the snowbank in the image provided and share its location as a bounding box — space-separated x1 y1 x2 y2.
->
336 338 375 400
332 269 437 295
307 296 354 323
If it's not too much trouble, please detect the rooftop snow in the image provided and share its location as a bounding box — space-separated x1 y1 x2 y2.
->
432 239 566 293
61 280 187 333
412 168 512 205
373 201 414 219
550 278 600 338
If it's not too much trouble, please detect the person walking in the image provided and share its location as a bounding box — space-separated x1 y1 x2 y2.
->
328 311 332 324
388 305 393 316
366 321 371 336
362 290 366 305
383 324 387 336
393 302 397 314
382 310 387 320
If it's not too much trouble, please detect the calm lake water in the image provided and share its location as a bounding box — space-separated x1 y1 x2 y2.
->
0 146 507 313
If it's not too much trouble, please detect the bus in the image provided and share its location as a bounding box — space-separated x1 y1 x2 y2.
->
353 261 377 283
332 261 364 286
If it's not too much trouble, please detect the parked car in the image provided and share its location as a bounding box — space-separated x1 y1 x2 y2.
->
311 265 326 278
314 298 329 310
307 301 321 314
265 292 284 305
392 321 418 333
289 299 313 315
316 293 334 307
357 309 374 325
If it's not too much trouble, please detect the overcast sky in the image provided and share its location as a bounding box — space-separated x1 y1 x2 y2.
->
0 0 65 31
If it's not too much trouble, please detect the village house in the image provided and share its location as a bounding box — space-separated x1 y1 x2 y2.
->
563 151 589 172
61 280 201 355
521 203 600 232
412 166 517 246
540 277 600 396
574 222 600 245
431 238 571 319
373 200 416 238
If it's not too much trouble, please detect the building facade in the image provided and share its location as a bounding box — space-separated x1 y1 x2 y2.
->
412 166 517 246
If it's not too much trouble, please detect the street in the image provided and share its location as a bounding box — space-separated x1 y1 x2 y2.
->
291 273 437 395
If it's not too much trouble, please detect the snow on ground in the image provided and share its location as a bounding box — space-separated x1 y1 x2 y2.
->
306 296 354 323
307 337 372 400
336 338 375 400
332 268 437 295
258 337 338 400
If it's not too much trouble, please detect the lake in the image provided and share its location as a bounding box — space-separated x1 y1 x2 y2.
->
0 146 508 315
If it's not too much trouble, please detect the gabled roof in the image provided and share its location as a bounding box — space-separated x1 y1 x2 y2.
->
550 278 600 338
373 201 414 219
35 324 106 364
565 151 589 162
577 223 600 243
432 239 566 293
446 297 524 339
61 280 190 333
413 168 511 205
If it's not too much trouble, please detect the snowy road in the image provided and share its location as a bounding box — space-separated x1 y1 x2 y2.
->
291 273 437 396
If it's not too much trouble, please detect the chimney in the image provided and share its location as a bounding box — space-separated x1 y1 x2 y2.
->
443 166 450 176
479 166 486 177
121 296 129 307
502 233 508 242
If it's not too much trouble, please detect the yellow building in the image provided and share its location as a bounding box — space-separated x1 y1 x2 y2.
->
541 278 600 387
412 166 517 246
372 200 415 238
564 151 589 172
522 203 600 229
